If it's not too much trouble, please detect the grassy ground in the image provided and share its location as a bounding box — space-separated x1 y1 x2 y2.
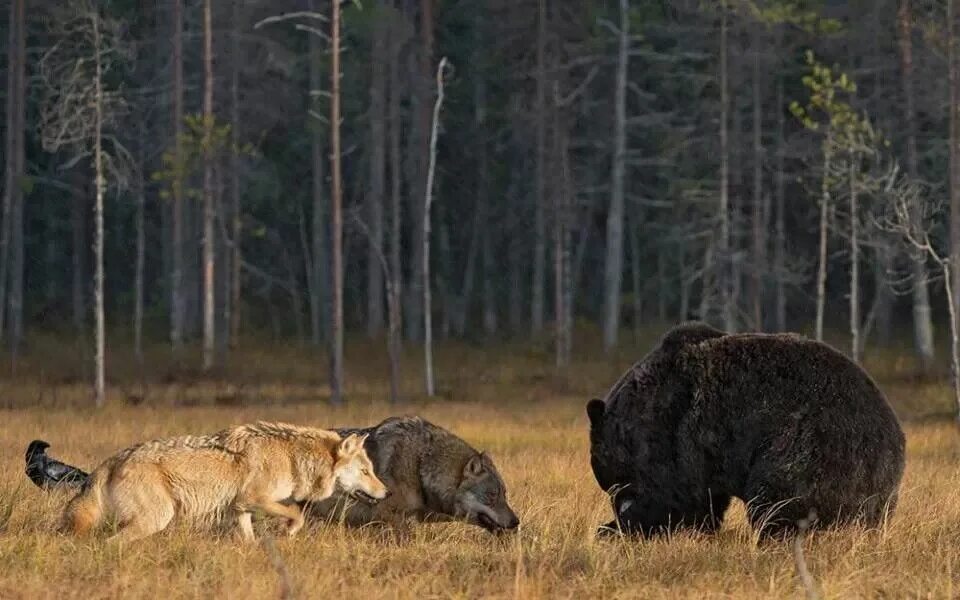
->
0 327 958 598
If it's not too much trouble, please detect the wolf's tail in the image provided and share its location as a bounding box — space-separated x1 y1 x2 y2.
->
60 468 108 535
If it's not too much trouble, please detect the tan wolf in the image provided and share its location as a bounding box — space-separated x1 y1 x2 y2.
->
60 421 389 542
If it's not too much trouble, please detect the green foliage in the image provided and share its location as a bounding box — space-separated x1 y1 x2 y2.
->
789 50 875 152
744 0 842 34
152 114 255 203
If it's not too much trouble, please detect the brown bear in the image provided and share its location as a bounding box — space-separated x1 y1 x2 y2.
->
587 322 905 538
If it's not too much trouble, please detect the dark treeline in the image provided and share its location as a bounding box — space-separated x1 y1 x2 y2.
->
3 0 960 398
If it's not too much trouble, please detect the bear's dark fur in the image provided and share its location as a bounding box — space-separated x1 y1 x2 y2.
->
587 322 905 538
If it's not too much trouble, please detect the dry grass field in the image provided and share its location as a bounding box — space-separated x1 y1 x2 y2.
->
0 329 959 599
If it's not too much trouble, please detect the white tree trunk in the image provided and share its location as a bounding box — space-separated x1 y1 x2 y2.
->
849 163 860 363
815 137 832 342
603 0 629 351
201 0 216 371
422 57 448 397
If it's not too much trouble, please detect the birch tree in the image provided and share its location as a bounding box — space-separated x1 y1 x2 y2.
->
38 1 131 406
423 57 449 397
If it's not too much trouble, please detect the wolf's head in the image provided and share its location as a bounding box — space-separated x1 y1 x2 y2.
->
333 433 390 505
454 452 519 532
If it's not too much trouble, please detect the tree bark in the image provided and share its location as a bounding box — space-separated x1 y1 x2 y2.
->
367 4 387 337
849 163 860 363
815 134 832 342
169 0 185 352
422 58 447 397
751 46 764 331
201 0 216 371
330 0 345 404
951 0 960 358
71 174 86 333
307 3 329 347
775 78 787 332
229 0 242 349
531 0 547 336
898 0 935 371
7 0 25 356
388 15 404 373
135 118 146 363
603 0 629 351
719 0 733 333
0 0 21 342
92 8 106 407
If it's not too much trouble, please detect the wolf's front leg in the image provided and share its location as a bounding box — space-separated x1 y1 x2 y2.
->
257 501 305 537
237 511 256 543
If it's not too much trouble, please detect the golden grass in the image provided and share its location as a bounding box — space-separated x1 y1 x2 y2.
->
0 330 958 598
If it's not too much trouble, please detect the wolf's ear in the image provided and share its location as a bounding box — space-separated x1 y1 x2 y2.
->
586 398 605 430
464 454 486 478
338 433 361 456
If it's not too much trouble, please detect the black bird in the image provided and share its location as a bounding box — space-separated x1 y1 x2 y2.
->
24 440 88 490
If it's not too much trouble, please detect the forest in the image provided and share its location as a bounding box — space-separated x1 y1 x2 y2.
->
3 2 960 598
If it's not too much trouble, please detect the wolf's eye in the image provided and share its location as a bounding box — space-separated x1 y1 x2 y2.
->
362 468 370 475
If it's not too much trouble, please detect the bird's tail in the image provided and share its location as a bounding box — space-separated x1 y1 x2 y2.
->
60 468 108 535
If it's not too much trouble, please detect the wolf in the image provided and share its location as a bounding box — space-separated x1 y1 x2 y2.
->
28 416 519 533
315 416 520 532
61 422 388 542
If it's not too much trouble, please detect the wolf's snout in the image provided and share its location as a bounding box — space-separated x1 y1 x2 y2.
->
505 514 520 529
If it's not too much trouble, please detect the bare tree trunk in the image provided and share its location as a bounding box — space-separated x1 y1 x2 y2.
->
553 86 567 367
134 118 146 363
0 0 21 342
330 0 345 404
367 5 387 337
531 0 548 337
775 78 787 332
92 8 106 407
603 0 629 351
71 177 86 333
422 57 447 397
658 249 667 322
942 262 960 421
307 7 328 347
170 0 185 352
455 57 487 338
951 0 960 355
202 0 216 371
229 0 242 348
7 0 25 357
849 163 860 363
898 0 935 371
815 135 832 342
388 16 404 366
751 47 764 331
406 0 434 343
719 0 733 333
629 211 643 341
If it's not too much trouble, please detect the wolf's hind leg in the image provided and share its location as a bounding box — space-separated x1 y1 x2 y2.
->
255 501 305 537
107 471 175 543
107 501 174 543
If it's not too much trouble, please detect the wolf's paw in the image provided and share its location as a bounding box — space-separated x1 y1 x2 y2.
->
286 518 305 537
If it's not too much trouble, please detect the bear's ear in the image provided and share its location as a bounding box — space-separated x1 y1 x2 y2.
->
586 398 605 430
